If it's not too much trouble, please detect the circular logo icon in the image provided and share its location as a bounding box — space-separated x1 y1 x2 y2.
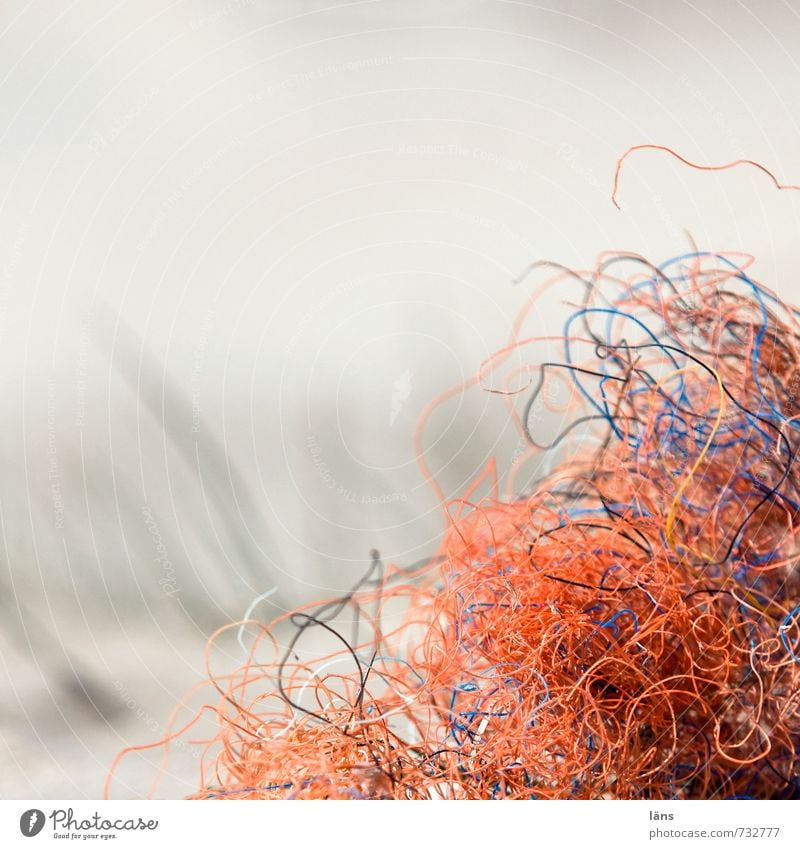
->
19 809 46 837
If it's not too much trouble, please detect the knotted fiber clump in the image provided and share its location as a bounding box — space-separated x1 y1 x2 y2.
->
108 251 800 800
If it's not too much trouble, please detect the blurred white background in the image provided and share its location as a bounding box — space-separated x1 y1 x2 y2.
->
2 0 800 798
